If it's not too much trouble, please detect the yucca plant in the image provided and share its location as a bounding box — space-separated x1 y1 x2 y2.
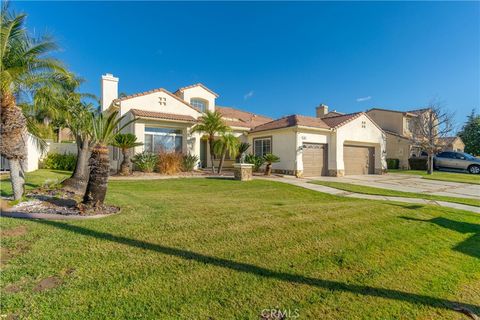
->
112 133 143 175
132 151 158 173
263 153 280 176
236 142 251 162
1 3 66 200
191 111 230 173
213 133 240 174
182 153 199 172
82 111 135 207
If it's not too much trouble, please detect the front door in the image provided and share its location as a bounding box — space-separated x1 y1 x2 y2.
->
200 140 207 168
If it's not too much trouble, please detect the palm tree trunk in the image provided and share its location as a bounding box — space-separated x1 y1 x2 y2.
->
265 163 272 176
63 136 90 193
9 159 25 200
1 91 27 200
83 144 110 207
217 150 226 174
209 136 215 173
120 148 132 175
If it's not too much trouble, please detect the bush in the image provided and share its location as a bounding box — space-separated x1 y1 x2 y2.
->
408 157 427 170
42 153 77 171
245 154 265 172
132 152 158 173
386 158 400 170
157 151 183 175
182 154 199 172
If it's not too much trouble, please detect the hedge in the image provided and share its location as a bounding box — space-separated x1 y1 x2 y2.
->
386 158 399 170
408 157 428 170
42 153 77 171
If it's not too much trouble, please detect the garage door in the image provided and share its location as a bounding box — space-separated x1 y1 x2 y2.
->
302 143 328 176
343 145 374 175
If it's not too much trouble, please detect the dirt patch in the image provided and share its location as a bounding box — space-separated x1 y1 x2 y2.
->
4 284 22 293
6 314 19 320
0 247 13 266
33 276 62 292
2 226 27 237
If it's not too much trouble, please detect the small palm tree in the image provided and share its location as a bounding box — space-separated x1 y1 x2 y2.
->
112 133 143 175
236 142 251 162
263 153 280 176
213 134 240 174
82 111 135 207
191 111 230 173
1 4 66 200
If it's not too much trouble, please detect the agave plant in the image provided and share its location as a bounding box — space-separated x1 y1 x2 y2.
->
82 111 136 207
263 153 280 176
112 133 143 175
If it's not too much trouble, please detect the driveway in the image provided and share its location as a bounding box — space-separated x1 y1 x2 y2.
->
311 173 480 199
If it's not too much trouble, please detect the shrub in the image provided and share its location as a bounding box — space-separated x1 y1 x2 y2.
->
182 154 199 172
263 153 280 176
386 158 400 170
42 153 77 171
132 152 158 173
408 157 427 170
157 151 183 175
245 154 265 172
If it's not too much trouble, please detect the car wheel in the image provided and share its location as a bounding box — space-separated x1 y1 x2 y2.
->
468 165 480 174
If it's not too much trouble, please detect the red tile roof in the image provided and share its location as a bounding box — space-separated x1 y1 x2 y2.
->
250 114 330 133
130 109 197 122
321 112 362 128
174 83 219 97
216 106 272 129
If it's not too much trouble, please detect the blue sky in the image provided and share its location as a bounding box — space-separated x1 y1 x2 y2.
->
14 1 480 126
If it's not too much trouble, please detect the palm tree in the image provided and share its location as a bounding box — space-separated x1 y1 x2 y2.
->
236 142 251 162
1 4 66 200
191 111 230 173
33 75 96 194
213 134 240 174
112 133 143 175
263 153 280 176
82 111 135 207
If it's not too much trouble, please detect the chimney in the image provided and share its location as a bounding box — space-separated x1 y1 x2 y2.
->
316 104 329 118
101 73 119 111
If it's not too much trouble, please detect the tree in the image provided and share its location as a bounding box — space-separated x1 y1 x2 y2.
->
82 111 135 207
458 109 480 156
33 75 97 194
0 4 66 200
410 101 455 174
236 142 250 162
263 153 280 176
112 133 143 175
213 134 239 174
191 111 230 173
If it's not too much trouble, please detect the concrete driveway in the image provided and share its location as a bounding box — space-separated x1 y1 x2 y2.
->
311 173 480 199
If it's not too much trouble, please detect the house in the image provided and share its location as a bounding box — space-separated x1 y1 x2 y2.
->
101 73 386 176
438 136 465 152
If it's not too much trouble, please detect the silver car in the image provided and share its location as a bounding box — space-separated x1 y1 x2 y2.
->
434 151 480 174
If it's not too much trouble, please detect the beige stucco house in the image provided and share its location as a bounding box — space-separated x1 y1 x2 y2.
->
438 136 465 152
101 73 386 176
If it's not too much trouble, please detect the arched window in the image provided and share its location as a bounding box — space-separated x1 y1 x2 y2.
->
190 98 208 112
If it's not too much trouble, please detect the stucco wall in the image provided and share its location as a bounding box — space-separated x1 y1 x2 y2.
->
295 129 331 172
367 109 404 135
178 86 216 112
385 133 410 169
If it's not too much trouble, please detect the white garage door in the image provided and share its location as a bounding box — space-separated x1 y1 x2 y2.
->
343 145 374 175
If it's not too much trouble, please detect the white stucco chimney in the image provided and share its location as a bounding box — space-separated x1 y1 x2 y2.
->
101 73 119 111
316 104 329 118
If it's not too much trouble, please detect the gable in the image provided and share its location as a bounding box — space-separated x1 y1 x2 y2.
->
119 90 202 118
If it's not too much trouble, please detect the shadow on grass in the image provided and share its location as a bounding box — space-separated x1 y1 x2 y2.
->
31 219 479 313
389 204 425 210
401 216 480 259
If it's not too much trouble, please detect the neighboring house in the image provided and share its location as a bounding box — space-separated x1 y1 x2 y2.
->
438 136 465 152
366 108 430 169
249 105 386 177
101 73 387 176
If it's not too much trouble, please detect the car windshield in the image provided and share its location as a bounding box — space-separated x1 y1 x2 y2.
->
460 153 476 160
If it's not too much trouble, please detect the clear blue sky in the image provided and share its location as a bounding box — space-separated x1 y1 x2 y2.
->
13 1 480 126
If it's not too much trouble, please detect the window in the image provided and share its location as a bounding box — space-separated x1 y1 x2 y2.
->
190 98 208 112
144 127 183 153
253 137 272 157
436 152 454 159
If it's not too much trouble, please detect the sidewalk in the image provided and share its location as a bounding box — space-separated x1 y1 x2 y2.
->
258 176 480 214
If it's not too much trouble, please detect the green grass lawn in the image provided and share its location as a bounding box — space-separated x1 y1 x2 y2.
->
1 170 479 319
390 169 480 185
0 169 71 197
310 181 480 207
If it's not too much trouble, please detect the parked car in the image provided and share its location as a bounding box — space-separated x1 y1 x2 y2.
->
434 151 480 174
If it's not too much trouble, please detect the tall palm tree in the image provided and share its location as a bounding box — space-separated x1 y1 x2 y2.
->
1 4 66 200
213 133 240 174
191 111 230 173
112 133 143 175
82 111 135 207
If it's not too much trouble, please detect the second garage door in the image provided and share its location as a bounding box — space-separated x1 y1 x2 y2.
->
343 145 374 175
302 143 328 176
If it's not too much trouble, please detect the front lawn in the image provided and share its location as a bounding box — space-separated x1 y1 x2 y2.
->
1 170 479 319
390 169 480 185
310 181 480 207
0 169 71 197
